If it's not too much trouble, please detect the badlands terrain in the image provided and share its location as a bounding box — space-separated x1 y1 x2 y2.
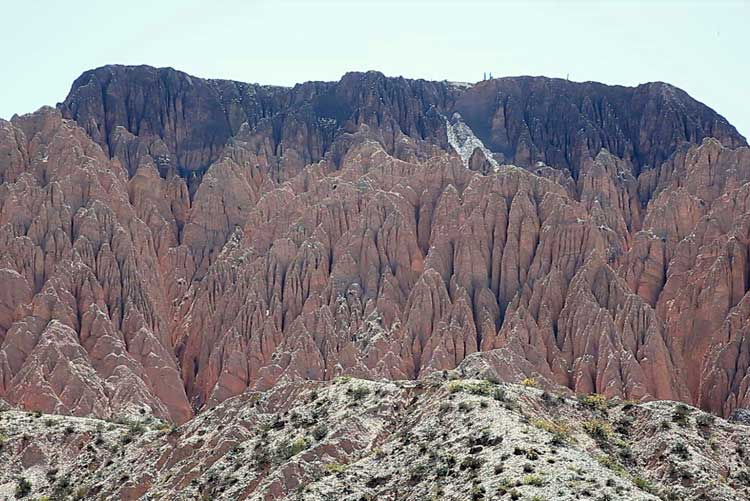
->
0 65 749 498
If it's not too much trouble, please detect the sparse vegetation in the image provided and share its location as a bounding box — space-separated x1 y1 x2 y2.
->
14 477 31 498
532 418 572 444
633 476 657 494
672 404 692 426
447 380 495 396
347 385 371 401
279 437 309 460
671 441 690 460
312 423 328 441
492 388 508 402
458 401 473 412
460 456 484 471
597 454 627 477
582 419 613 442
579 393 609 412
324 462 347 475
521 377 538 388
522 473 545 486
696 413 715 429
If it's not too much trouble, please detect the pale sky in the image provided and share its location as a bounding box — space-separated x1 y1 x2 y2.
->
2 0 748 138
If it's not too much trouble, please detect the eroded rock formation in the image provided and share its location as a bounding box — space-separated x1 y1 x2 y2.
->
0 65 749 424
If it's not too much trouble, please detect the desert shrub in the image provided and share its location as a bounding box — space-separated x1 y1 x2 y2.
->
279 437 309 460
695 413 715 429
324 462 347 475
633 476 657 494
470 483 486 500
409 464 429 482
532 418 572 444
14 477 31 498
312 424 328 441
523 474 545 486
52 475 72 499
458 401 473 412
583 419 613 442
521 377 538 388
672 404 692 426
525 449 540 461
621 400 637 411
734 469 750 486
469 429 502 447
614 416 634 436
492 388 508 402
347 385 370 401
460 456 484 471
448 381 494 396
671 442 690 460
579 393 609 412
72 487 89 500
597 454 627 476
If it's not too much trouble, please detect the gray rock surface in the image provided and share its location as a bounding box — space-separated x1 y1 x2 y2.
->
0 378 748 500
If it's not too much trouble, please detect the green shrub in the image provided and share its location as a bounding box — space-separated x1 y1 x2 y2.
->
579 393 609 412
672 404 692 426
347 385 370 401
458 401 473 412
671 442 690 460
492 388 508 402
312 424 328 441
460 456 484 471
324 462 347 475
633 476 656 494
532 418 572 445
523 474 545 486
279 437 309 459
447 380 494 396
696 413 715 429
582 419 613 442
14 477 31 498
597 454 627 476
521 377 538 388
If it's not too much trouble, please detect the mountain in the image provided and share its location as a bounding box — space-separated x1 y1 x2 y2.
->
1 378 749 500
1 64 749 433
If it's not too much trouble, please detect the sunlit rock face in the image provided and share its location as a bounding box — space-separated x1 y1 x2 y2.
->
0 65 748 423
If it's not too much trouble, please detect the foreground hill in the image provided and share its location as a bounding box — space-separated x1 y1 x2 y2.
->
1 66 750 427
1 377 749 500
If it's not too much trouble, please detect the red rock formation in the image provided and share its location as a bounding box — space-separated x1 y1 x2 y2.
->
1 67 749 423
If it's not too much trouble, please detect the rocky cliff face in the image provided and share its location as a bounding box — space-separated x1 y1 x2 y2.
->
1 378 749 500
0 65 749 428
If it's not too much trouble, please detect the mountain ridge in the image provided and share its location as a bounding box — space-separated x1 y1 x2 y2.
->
1 64 749 428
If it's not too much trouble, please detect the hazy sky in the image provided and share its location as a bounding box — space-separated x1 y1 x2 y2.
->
2 0 748 138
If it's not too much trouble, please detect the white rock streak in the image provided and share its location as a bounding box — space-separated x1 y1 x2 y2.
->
445 112 500 172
